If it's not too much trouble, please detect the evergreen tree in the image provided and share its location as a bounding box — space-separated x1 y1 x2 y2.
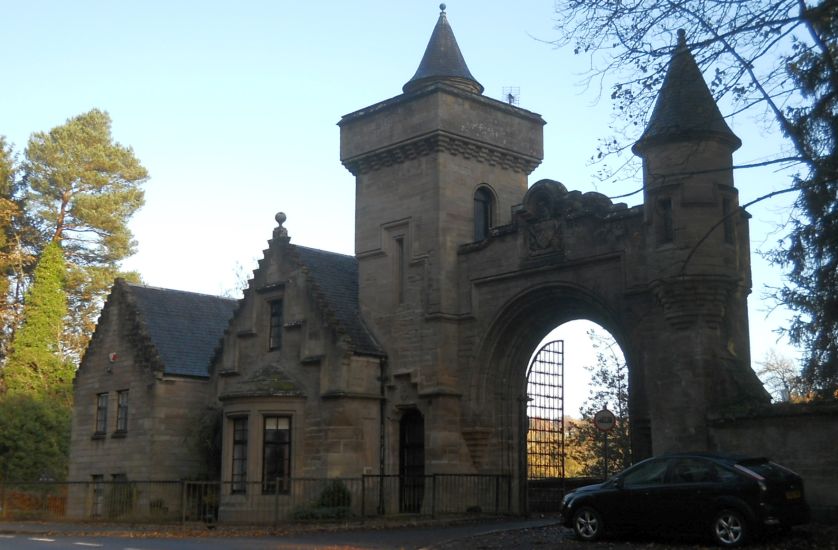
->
0 394 70 481
23 109 148 359
2 242 73 403
0 137 25 362
567 329 631 478
0 242 73 481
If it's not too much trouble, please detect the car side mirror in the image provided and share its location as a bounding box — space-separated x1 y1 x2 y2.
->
613 477 624 489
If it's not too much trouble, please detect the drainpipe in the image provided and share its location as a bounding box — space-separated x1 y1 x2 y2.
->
378 357 387 514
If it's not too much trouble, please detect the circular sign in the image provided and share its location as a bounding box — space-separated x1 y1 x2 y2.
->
594 408 616 432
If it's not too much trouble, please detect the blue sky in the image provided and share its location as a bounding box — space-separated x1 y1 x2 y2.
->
1 1 800 410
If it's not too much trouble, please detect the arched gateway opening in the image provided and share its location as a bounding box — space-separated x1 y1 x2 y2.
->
471 285 642 514
525 321 630 511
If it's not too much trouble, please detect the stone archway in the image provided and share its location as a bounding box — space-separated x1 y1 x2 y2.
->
464 283 641 511
339 13 771 516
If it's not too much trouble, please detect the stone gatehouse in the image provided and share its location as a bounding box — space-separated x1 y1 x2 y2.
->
71 7 838 520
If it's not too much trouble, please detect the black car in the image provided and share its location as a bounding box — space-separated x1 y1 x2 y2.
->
560 452 809 547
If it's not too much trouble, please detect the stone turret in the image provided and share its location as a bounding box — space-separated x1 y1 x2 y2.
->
402 5 484 94
634 30 741 155
635 29 747 281
633 31 768 451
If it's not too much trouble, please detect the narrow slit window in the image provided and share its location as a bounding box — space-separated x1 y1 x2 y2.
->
269 300 283 351
474 187 494 241
657 198 673 244
722 198 735 244
395 236 406 304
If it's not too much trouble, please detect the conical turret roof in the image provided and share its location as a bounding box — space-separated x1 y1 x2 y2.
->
403 5 484 95
633 30 741 154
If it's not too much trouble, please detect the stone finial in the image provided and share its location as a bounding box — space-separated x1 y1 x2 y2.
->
274 211 289 241
440 3 446 12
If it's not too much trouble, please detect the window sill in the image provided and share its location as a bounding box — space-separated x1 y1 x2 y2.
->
91 432 106 440
111 431 127 439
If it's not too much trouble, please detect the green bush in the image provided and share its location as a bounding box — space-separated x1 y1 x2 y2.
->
292 480 353 520
291 505 351 520
316 480 351 508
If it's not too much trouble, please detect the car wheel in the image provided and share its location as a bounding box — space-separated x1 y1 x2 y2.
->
711 508 748 547
572 506 604 541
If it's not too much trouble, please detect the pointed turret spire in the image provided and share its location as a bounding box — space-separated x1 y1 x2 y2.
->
633 29 741 154
403 4 484 95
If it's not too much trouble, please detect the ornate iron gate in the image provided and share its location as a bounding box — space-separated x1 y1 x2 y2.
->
526 339 565 511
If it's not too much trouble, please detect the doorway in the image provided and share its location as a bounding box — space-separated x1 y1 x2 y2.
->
399 409 425 513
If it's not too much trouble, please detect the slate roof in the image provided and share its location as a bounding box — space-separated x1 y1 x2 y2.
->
126 282 237 378
403 6 483 94
633 30 741 153
290 245 383 357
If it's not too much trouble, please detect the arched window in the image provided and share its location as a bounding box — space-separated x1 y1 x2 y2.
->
474 187 494 241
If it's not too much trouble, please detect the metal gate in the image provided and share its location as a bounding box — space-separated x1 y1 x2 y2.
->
526 339 565 511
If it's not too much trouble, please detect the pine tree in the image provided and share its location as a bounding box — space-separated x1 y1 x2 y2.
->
23 109 148 359
0 137 24 362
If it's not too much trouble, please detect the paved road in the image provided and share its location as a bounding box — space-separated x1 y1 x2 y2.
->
2 521 835 550
0 518 562 550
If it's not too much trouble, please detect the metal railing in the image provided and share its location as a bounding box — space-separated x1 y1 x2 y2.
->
0 474 512 525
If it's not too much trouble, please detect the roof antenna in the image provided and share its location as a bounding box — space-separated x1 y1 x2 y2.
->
503 86 520 106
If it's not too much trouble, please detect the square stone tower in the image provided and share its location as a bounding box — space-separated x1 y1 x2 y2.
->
339 8 544 396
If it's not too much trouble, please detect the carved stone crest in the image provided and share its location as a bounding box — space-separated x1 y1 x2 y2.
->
527 219 562 255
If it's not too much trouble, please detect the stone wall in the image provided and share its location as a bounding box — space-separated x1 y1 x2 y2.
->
709 401 838 522
67 291 212 518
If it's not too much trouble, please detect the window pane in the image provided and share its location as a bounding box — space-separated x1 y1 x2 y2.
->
269 300 283 350
657 198 673 244
116 390 129 432
622 459 669 486
474 188 493 241
394 237 405 304
231 417 248 494
671 458 716 483
95 393 108 434
262 415 291 494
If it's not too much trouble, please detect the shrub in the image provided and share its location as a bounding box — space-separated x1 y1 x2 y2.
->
292 480 353 520
317 480 351 508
